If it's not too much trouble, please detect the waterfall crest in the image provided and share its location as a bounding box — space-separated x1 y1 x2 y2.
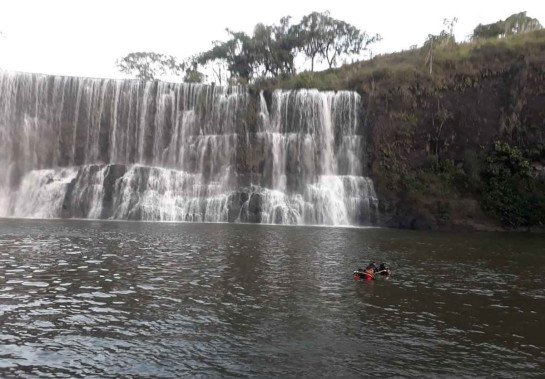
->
0 71 377 225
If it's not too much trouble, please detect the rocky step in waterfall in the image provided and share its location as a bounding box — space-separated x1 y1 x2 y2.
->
0 71 378 225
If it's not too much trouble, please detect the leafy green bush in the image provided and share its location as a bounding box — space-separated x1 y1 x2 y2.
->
481 142 545 227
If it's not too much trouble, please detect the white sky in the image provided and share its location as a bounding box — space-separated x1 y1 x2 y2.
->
0 0 543 80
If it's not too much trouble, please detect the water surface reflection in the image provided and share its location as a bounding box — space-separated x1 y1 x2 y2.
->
0 219 544 377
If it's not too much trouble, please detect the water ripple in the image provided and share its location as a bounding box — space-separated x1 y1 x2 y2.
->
0 219 544 378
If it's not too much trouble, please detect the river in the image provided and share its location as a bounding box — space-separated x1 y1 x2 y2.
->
0 219 544 377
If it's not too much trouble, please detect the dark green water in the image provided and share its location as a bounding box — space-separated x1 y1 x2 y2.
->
0 219 544 377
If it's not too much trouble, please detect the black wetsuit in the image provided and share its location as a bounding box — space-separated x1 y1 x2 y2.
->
378 263 391 276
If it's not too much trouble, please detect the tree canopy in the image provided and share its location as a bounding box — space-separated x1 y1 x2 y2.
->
117 52 206 83
294 11 381 71
195 12 380 81
472 12 542 40
118 11 380 83
116 52 186 81
423 18 458 75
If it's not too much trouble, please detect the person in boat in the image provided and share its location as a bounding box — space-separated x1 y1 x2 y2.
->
366 262 380 273
354 261 391 281
367 261 391 276
377 262 391 276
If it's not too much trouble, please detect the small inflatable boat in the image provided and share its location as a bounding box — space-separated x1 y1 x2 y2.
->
354 262 391 282
353 270 374 281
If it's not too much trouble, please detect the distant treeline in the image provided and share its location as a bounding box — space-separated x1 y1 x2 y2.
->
473 11 542 39
117 11 379 84
116 11 542 84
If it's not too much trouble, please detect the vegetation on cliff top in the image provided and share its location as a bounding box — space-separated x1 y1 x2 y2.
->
256 27 545 92
117 11 380 84
472 11 542 40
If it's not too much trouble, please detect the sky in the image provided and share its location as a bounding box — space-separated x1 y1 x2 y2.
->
0 0 544 80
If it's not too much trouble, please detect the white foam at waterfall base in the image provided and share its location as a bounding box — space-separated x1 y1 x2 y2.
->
110 165 232 222
4 165 378 226
68 165 108 219
0 186 12 218
251 175 377 226
306 176 351 224
9 169 78 218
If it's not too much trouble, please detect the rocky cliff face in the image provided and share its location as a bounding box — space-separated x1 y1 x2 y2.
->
363 37 545 230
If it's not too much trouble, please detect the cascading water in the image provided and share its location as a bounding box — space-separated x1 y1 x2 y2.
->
0 70 377 225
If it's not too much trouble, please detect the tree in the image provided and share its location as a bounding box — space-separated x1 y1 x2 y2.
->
424 32 450 75
183 59 205 83
197 16 302 82
320 17 380 69
472 12 542 40
273 16 301 75
201 59 229 86
294 11 380 71
473 22 505 39
197 30 255 82
251 17 300 77
504 12 542 35
251 22 275 76
423 19 456 75
116 52 185 81
118 12 381 83
293 12 325 72
443 17 458 46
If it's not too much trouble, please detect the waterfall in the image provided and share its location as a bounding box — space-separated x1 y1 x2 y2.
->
0 70 377 225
